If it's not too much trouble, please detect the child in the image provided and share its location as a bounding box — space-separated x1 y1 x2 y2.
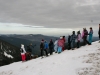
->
54 39 58 53
57 36 64 53
20 44 26 62
88 27 93 45
77 31 81 48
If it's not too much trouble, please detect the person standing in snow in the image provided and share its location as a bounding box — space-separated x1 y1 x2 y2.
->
49 39 54 55
40 40 44 58
26 43 36 60
20 44 26 62
44 40 49 56
77 31 81 48
62 36 66 51
68 35 71 50
98 24 100 42
57 36 64 53
70 31 77 50
82 28 85 39
54 39 58 53
83 28 90 45
88 27 93 45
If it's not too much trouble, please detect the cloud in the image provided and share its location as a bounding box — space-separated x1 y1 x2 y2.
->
0 0 99 36
0 23 44 28
0 0 99 28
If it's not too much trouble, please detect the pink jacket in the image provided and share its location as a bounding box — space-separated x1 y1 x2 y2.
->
58 39 64 47
77 34 81 41
82 31 84 38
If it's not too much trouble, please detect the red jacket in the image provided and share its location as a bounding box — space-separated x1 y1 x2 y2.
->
58 39 64 47
62 38 66 43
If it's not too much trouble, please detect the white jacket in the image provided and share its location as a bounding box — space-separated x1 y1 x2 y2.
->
21 44 26 55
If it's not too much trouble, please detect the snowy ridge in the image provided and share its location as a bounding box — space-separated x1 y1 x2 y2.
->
0 41 100 75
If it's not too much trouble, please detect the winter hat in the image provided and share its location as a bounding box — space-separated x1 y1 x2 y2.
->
60 36 63 39
50 39 52 42
42 39 44 41
90 27 92 29
41 39 44 42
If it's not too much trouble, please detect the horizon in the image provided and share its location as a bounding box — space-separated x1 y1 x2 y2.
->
0 33 99 37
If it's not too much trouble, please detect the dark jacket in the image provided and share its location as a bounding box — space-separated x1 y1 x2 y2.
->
27 46 32 52
68 36 71 43
71 34 77 42
98 28 100 37
84 30 88 38
40 43 44 49
49 41 54 49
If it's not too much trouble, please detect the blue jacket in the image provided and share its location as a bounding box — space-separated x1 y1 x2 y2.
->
89 30 93 38
44 42 49 49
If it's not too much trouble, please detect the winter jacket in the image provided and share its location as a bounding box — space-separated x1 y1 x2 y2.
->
77 34 81 41
88 30 93 44
98 28 100 37
54 40 58 51
58 39 64 47
40 43 44 49
84 30 88 37
62 38 66 43
20 44 26 55
89 30 93 36
68 36 71 43
70 34 77 42
49 41 54 49
54 40 58 46
82 31 84 39
27 46 32 52
44 42 49 49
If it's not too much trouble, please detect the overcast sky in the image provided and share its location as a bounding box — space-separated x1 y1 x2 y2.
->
0 0 100 36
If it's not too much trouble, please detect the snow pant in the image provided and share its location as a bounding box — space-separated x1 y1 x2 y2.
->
62 46 65 51
49 48 53 55
41 49 44 56
44 49 48 56
58 46 62 53
71 40 75 49
83 36 90 45
89 35 93 44
77 41 80 48
21 54 26 61
54 45 58 52
68 42 71 50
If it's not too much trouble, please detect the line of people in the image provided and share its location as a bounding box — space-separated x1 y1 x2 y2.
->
20 24 100 61
40 27 94 58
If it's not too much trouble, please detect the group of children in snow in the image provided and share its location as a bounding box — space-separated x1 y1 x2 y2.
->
20 27 94 61
40 27 93 58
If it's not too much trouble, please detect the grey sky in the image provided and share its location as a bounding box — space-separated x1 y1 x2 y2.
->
0 0 100 36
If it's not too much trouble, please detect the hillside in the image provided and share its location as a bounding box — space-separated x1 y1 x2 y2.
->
0 34 58 56
0 39 21 66
0 41 100 75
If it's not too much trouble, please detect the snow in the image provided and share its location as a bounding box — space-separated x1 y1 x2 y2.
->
4 52 13 59
0 41 100 75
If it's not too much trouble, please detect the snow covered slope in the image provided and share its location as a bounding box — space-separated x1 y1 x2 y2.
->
0 41 100 75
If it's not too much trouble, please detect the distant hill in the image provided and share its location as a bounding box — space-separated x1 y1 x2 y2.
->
0 34 58 56
6 34 58 42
